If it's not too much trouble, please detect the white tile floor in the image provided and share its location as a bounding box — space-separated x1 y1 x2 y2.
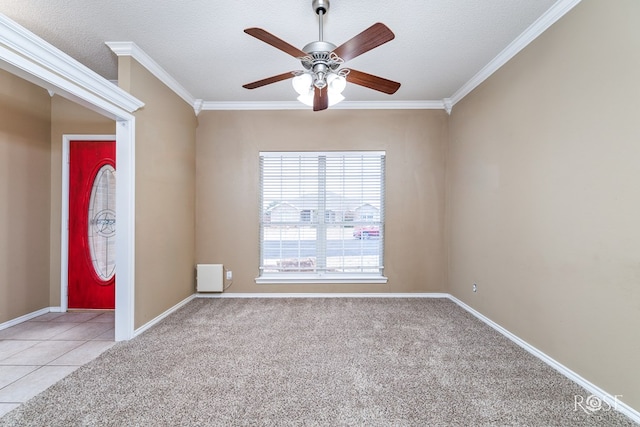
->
0 311 115 418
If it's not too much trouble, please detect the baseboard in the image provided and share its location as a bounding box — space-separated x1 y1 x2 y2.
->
196 292 450 299
447 295 640 424
133 294 197 338
0 307 51 331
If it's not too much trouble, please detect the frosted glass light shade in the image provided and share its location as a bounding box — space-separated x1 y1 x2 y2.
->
293 72 347 107
297 91 314 107
292 73 313 96
327 74 346 94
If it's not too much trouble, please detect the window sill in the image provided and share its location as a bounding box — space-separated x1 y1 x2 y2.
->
255 275 388 285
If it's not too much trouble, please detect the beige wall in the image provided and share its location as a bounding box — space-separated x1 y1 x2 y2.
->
196 110 448 293
448 0 640 411
118 58 197 328
3 0 638 413
0 70 51 323
49 96 115 307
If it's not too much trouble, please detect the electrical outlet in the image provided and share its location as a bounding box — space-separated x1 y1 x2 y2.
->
226 270 233 281
472 283 477 292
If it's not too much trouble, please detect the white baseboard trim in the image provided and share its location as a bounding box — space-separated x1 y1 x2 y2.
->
133 294 197 338
0 307 51 331
447 295 640 424
49 306 64 313
196 292 450 299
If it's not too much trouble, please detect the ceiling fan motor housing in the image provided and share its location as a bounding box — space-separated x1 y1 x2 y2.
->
301 41 341 89
301 41 339 69
312 0 330 15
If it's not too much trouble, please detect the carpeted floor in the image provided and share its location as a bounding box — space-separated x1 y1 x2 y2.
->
0 298 636 426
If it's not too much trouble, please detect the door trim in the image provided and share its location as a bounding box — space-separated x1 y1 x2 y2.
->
62 135 115 311
60 135 135 341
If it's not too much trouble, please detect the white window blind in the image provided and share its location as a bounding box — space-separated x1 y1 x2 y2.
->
258 151 386 283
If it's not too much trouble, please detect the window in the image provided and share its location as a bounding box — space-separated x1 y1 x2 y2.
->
88 164 116 281
257 151 386 284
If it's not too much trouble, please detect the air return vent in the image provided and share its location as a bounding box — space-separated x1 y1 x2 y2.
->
196 264 224 292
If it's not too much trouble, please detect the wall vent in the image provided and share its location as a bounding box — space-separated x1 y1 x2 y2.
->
196 264 224 292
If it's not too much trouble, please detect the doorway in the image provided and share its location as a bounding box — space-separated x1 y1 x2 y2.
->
62 135 116 312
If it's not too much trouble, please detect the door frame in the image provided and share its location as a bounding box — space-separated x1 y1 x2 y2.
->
62 135 116 313
0 15 144 341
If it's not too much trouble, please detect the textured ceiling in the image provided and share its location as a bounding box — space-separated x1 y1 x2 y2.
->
0 0 558 105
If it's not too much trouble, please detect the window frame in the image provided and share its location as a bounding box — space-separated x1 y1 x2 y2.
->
256 151 388 284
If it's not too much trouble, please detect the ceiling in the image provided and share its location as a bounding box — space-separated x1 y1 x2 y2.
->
0 0 562 108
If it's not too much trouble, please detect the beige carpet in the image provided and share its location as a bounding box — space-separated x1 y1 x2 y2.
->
0 298 636 426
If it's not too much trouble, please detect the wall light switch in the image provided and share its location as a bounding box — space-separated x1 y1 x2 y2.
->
226 270 233 280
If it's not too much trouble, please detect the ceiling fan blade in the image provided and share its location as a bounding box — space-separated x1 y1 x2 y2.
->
244 28 308 58
242 72 296 89
313 86 328 111
332 23 395 62
345 69 401 94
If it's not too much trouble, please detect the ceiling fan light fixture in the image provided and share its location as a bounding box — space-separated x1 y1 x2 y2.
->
293 71 346 107
327 73 346 106
297 90 314 107
328 92 345 107
292 73 313 95
327 73 346 95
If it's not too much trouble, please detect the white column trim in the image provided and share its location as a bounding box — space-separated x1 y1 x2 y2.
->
114 120 136 341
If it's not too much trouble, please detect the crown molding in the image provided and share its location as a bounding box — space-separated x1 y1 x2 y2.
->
202 101 303 111
0 14 144 116
449 0 583 107
106 41 196 109
333 100 444 110
102 0 582 114
201 100 445 111
443 98 453 115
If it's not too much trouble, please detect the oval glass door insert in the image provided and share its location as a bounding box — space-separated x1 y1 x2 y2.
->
88 164 116 281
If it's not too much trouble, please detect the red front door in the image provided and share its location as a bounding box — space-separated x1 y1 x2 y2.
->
68 141 116 309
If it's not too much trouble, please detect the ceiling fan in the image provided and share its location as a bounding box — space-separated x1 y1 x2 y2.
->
242 0 401 111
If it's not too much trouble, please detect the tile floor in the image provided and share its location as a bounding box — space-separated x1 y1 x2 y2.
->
0 311 115 418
